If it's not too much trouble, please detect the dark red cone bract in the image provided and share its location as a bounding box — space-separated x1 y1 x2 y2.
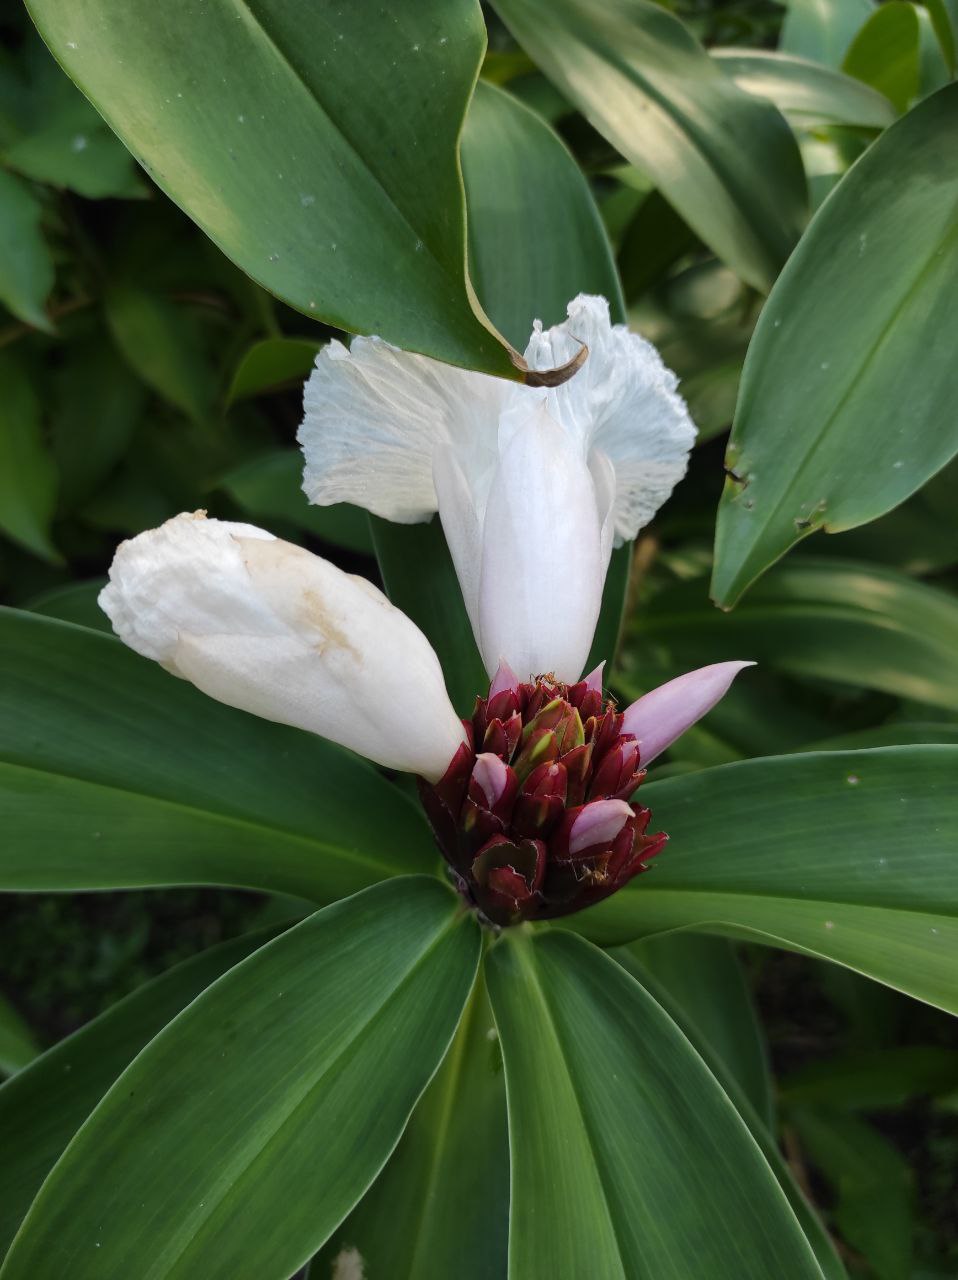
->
418 673 667 927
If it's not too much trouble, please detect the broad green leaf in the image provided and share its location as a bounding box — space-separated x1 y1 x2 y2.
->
799 723 958 752
25 580 109 630
0 993 38 1077
0 608 432 898
612 950 846 1280
617 190 697 304
24 0 515 376
1 878 480 1280
219 450 374 555
460 78 624 348
226 336 321 404
375 77 628 710
924 0 957 73
491 0 807 292
781 1046 958 1110
103 286 215 424
713 48 897 128
712 85 958 606
780 0 875 66
317 975 508 1280
371 516 487 718
789 1109 913 1280
0 167 52 330
4 94 144 199
0 352 59 562
631 558 958 712
487 930 826 1280
0 926 281 1258
571 746 958 1014
917 5 952 94
843 1 921 113
49 332 146 507
629 933 773 1128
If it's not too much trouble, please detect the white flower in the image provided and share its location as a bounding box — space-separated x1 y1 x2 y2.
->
299 294 695 683
98 512 466 781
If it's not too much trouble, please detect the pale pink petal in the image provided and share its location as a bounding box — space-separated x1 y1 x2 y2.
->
472 753 511 808
569 798 633 855
488 659 521 700
583 661 605 694
621 661 755 765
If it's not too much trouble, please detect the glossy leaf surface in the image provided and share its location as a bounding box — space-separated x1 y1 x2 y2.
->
487 930 825 1279
572 747 958 1014
0 609 432 898
632 558 958 712
0 927 280 1258
492 0 807 291
2 878 480 1280
780 0 875 66
317 976 509 1280
712 85 958 605
714 48 897 128
24 0 515 374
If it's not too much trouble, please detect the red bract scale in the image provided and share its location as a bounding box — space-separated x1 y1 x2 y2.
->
418 670 667 927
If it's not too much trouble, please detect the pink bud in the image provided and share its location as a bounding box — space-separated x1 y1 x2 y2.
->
583 662 605 694
569 798 633 855
471 753 511 809
621 661 755 765
488 659 521 701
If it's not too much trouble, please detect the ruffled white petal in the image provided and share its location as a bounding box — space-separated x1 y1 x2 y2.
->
521 294 697 544
477 405 604 684
299 335 507 524
98 512 465 780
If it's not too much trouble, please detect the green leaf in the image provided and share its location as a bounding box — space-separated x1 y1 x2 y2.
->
486 930 826 1279
712 85 958 606
226 336 320 403
780 1046 958 1110
0 926 281 1258
24 0 515 375
612 950 846 1280
4 95 144 198
780 0 875 66
799 723 958 752
0 993 38 1078
0 352 59 563
571 746 958 1014
374 77 628 710
629 933 773 1128
460 78 624 349
318 974 508 1280
25 580 109 630
843 1 921 113
713 47 897 128
49 332 146 507
0 167 52 330
219 450 374 555
1 878 480 1280
789 1109 913 1280
103 286 216 424
491 0 807 292
924 0 957 74
617 190 697 304
370 516 487 718
0 608 432 898
631 557 958 712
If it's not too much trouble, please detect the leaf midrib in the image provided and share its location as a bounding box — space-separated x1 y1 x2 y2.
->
508 937 629 1279
156 909 467 1280
726 203 958 593
0 758 397 884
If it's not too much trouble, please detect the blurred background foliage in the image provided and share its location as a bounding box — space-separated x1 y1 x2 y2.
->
1 0 956 1275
